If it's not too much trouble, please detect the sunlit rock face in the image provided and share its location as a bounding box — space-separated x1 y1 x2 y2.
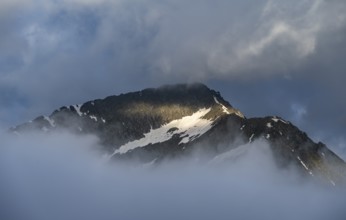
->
12 83 346 185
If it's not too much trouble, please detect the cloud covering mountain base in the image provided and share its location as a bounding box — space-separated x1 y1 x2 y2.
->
1 131 345 220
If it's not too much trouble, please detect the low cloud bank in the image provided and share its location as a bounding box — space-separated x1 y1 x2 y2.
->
0 130 346 220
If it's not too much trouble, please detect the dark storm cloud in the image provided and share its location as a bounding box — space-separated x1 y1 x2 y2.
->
0 0 346 156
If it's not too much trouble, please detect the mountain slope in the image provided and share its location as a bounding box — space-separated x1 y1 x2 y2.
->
11 83 346 185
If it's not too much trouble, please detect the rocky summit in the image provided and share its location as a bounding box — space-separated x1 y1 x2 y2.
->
12 83 346 185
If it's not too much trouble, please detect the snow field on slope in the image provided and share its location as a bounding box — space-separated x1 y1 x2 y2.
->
111 108 214 155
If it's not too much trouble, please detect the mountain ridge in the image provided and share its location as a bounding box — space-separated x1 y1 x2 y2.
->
11 83 346 186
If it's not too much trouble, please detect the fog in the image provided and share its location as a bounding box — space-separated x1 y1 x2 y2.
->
1 130 345 220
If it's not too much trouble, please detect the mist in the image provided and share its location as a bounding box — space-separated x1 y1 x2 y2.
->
1 130 346 220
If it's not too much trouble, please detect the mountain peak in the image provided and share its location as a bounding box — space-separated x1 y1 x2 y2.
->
127 82 233 108
11 84 346 185
151 82 210 91
13 83 243 144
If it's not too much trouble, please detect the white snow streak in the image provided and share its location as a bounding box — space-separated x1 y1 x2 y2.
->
297 156 309 171
44 116 55 127
266 123 272 128
272 117 289 124
249 134 255 143
72 104 83 116
213 96 244 118
111 108 213 155
90 115 98 122
213 96 230 114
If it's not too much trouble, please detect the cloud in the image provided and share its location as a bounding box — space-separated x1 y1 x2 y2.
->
1 0 345 90
147 0 346 79
1 130 346 220
0 0 344 86
290 103 308 125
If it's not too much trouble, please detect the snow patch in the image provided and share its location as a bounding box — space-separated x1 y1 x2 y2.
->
249 134 255 143
213 96 244 118
44 116 55 127
265 134 270 139
214 96 230 114
297 156 309 171
110 108 214 155
266 123 272 128
89 115 98 122
240 125 245 130
101 118 106 123
72 104 83 116
272 117 289 124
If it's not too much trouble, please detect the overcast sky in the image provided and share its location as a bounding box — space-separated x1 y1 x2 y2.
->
0 0 346 157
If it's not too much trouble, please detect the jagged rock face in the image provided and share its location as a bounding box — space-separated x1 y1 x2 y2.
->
12 83 346 185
